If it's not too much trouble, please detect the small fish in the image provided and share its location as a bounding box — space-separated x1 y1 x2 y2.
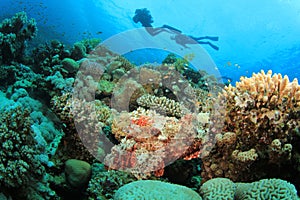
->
96 31 102 34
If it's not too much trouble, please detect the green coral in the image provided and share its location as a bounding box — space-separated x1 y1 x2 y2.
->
198 178 298 200
97 79 115 96
162 53 192 74
0 12 37 64
87 163 137 200
71 42 87 60
80 38 101 52
199 178 236 200
235 178 298 200
114 180 202 200
0 105 44 188
61 58 79 74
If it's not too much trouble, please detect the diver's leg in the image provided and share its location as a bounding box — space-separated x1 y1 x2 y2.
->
192 36 207 40
205 36 219 41
193 36 219 41
198 41 219 50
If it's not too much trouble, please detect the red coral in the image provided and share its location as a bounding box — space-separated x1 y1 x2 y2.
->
131 115 152 126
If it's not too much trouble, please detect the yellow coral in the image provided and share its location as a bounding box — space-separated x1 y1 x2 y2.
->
201 70 300 183
230 70 300 108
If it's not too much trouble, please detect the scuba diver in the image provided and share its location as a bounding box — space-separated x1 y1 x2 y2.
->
133 8 181 36
133 8 219 50
171 34 219 50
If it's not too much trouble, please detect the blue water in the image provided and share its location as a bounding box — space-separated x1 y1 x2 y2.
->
1 0 300 83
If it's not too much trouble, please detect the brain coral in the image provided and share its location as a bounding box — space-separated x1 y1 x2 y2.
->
198 177 298 200
199 178 236 200
201 70 300 183
114 180 202 200
235 178 298 200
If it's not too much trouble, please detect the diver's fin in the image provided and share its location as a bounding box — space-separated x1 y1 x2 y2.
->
206 36 219 41
208 42 219 51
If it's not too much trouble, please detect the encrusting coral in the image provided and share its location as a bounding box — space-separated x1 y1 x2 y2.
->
200 70 300 184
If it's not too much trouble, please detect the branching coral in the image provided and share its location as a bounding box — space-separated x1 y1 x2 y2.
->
87 163 137 199
51 92 113 162
0 105 44 188
201 70 300 183
0 12 37 64
137 94 184 118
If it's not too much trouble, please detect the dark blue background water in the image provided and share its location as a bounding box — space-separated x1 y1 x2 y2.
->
1 0 300 83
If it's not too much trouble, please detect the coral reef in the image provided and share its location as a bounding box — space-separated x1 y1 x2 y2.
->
87 163 137 200
51 92 112 163
0 92 61 199
0 12 37 64
1 11 299 199
105 107 199 178
0 104 44 188
201 70 300 184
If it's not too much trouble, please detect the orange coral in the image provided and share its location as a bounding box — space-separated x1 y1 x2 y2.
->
131 115 153 127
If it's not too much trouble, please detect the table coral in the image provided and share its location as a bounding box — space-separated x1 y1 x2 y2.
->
201 70 300 183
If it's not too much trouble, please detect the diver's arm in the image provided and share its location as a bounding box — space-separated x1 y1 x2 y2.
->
145 27 173 36
161 25 182 33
